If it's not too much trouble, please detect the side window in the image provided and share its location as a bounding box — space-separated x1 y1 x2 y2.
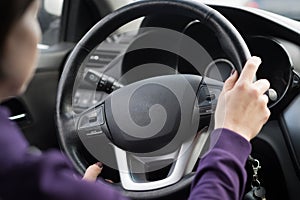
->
38 0 64 47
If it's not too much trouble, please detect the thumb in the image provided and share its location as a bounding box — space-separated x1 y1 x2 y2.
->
82 162 103 182
223 70 238 92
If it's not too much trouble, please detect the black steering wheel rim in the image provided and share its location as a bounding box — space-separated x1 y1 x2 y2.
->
56 0 251 199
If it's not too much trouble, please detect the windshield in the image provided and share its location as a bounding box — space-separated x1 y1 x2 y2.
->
203 0 300 20
115 0 300 20
246 0 300 20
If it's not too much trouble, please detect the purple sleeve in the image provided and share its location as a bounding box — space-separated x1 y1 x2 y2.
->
0 107 128 200
188 128 251 200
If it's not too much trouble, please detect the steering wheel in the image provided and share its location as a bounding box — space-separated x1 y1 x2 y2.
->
56 0 251 199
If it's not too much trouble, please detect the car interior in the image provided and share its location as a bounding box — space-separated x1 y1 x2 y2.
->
3 0 300 199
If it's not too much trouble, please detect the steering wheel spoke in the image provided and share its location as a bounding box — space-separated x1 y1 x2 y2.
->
114 129 210 191
77 103 106 137
197 77 224 116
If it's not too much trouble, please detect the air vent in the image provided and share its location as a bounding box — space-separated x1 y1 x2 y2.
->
86 50 120 68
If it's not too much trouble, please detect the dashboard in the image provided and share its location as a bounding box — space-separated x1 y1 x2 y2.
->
69 5 300 199
73 6 300 113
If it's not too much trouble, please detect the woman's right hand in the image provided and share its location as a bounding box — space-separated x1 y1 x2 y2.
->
214 56 271 141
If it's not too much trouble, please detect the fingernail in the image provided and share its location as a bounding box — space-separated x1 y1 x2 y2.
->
105 179 114 183
96 162 103 168
251 56 262 65
231 69 236 75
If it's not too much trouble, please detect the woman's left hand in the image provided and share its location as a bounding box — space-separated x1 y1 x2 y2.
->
82 162 103 182
82 162 114 183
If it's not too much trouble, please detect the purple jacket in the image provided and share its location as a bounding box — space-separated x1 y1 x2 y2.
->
0 107 251 200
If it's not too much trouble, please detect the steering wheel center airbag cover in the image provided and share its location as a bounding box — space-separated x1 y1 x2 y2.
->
104 75 201 153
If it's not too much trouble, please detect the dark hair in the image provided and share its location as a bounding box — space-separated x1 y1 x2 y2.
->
0 0 35 58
